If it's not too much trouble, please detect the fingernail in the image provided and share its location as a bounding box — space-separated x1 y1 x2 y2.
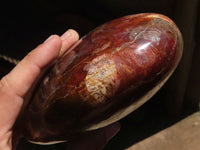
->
61 29 72 40
44 35 54 43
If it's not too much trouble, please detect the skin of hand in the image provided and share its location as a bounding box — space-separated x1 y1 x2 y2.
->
0 29 120 150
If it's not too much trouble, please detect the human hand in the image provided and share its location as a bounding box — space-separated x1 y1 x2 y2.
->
0 29 120 150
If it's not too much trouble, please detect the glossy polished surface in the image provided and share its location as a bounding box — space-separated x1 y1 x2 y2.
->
15 13 183 143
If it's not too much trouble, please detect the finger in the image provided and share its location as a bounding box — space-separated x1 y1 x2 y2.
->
1 35 62 98
60 29 79 56
0 35 62 131
66 123 120 150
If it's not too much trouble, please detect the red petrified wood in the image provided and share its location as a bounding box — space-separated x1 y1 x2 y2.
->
13 13 183 147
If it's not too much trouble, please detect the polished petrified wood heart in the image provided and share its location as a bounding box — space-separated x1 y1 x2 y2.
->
14 13 183 146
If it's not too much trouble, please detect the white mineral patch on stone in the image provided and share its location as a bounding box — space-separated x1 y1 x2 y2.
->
84 54 118 104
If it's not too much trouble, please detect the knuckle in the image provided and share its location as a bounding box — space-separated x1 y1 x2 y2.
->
0 76 10 88
24 51 34 62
